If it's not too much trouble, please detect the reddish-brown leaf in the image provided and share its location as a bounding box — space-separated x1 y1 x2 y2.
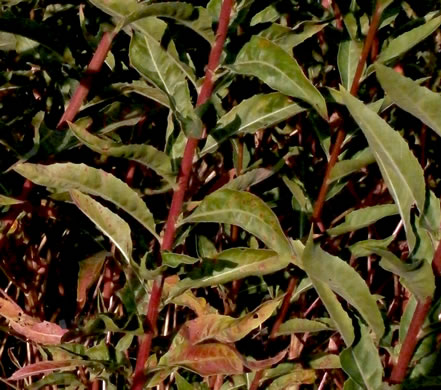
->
173 342 244 376
244 348 288 371
182 299 280 344
9 360 86 380
0 297 67 344
77 251 107 312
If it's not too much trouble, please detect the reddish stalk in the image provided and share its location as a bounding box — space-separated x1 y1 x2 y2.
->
312 0 383 222
131 2 234 389
390 238 441 383
57 31 115 129
269 277 297 339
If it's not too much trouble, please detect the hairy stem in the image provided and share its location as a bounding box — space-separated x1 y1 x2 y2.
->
131 2 234 389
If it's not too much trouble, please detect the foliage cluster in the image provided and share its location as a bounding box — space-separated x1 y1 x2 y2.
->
1 0 441 389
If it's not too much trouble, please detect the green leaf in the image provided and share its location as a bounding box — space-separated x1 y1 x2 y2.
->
327 204 399 236
330 148 376 183
340 331 383 390
182 189 293 256
123 2 214 43
376 63 441 138
250 5 280 26
13 162 159 241
342 88 426 251
162 252 199 268
308 354 342 369
303 237 384 341
377 15 441 64
69 121 176 184
70 190 132 264
202 93 305 155
349 236 395 258
228 36 328 119
362 248 434 302
129 32 202 138
267 369 316 389
112 81 170 108
167 248 289 300
275 318 335 336
259 22 327 52
282 176 313 214
90 0 169 41
308 278 355 346
175 372 193 390
0 194 23 205
223 168 274 191
181 299 280 344
338 40 363 90
340 325 383 390
130 32 195 93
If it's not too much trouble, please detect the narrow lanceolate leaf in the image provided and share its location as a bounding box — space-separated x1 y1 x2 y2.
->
349 236 395 258
259 22 327 52
303 237 384 341
77 251 107 312
202 93 305 155
276 318 335 336
338 40 363 90
327 204 398 236
377 15 441 63
0 194 23 205
329 148 376 183
340 325 383 390
310 279 355 346
356 247 434 302
0 297 67 345
223 168 274 191
228 36 328 119
168 248 290 300
114 81 170 108
162 252 199 268
342 88 426 251
13 162 159 241
70 190 133 264
181 299 280 344
376 63 441 138
69 121 176 184
182 189 293 256
125 3 214 43
130 32 202 137
9 360 88 380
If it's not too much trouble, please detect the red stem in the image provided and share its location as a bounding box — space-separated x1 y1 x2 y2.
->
390 238 441 383
131 2 234 389
312 0 383 222
57 31 115 129
269 277 297 339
